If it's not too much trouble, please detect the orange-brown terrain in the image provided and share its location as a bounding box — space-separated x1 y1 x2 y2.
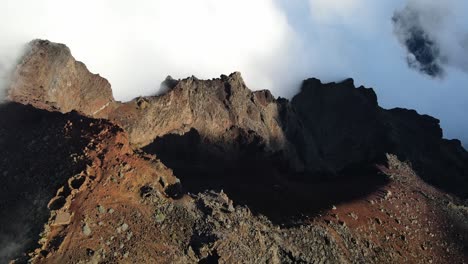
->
1 40 467 263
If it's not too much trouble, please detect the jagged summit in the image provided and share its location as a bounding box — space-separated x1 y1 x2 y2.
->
7 40 468 196
8 39 115 118
2 40 468 263
5 39 468 192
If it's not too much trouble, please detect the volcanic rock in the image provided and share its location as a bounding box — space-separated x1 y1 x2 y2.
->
8 40 116 118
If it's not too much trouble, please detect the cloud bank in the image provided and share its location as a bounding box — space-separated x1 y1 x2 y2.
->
0 42 26 101
393 0 468 77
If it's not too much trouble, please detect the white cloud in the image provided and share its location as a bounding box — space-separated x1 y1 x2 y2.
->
309 0 364 20
307 0 407 35
308 0 373 30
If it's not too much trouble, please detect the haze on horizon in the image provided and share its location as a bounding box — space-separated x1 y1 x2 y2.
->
0 0 467 146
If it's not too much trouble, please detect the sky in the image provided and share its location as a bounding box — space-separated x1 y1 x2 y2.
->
0 0 467 146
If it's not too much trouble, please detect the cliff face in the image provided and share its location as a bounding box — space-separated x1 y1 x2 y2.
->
8 40 116 118
289 78 387 174
110 73 290 151
3 40 468 263
290 78 468 197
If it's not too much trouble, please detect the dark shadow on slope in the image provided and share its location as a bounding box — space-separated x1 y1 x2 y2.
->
0 103 96 262
143 128 389 225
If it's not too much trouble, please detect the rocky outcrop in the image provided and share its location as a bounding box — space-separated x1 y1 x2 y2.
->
110 73 290 150
8 40 116 118
290 78 388 174
383 108 468 197
290 77 468 196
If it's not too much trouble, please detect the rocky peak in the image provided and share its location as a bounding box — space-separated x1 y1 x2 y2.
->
109 71 289 152
289 77 384 173
160 75 179 92
8 39 116 118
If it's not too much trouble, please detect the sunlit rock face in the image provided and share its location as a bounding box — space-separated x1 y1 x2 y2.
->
8 40 116 118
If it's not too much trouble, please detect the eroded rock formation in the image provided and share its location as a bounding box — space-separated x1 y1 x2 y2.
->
8 40 116 118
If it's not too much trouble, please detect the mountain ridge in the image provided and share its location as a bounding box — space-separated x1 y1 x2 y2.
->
8 40 467 197
2 39 468 263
